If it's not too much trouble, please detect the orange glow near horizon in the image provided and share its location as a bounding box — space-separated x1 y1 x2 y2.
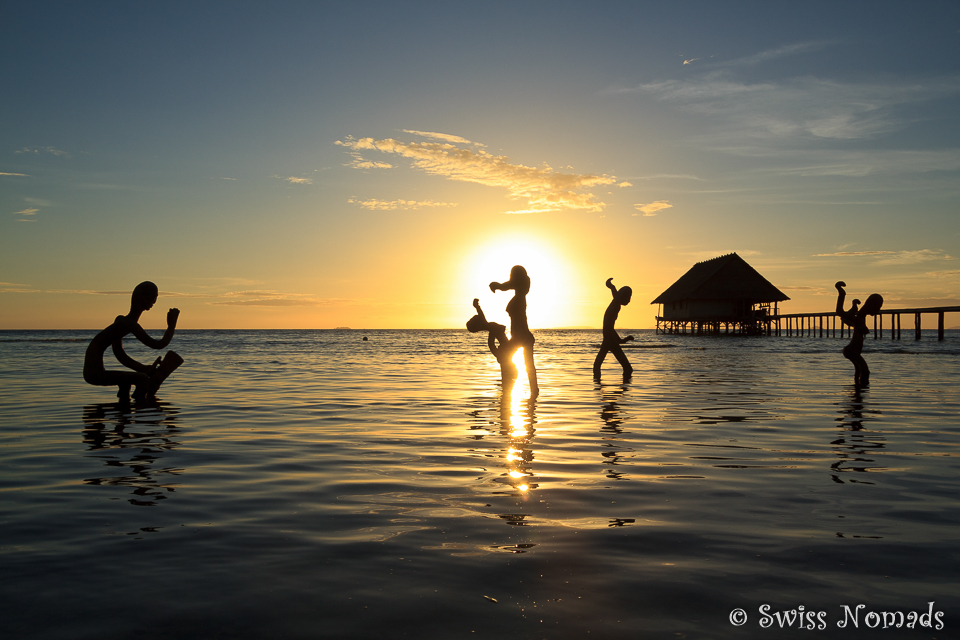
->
460 235 574 329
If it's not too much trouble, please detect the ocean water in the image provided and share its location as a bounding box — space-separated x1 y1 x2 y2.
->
1 328 959 639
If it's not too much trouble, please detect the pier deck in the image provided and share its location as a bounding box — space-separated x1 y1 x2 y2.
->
656 306 959 340
771 306 960 340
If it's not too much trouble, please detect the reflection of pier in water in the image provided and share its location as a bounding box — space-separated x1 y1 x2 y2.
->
830 388 886 484
81 402 185 506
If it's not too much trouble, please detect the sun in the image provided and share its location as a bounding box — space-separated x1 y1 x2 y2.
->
461 235 573 329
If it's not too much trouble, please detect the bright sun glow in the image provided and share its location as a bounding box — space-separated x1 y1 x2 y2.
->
461 236 573 329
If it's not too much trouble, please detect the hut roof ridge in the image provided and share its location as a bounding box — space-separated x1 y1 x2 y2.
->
651 252 789 305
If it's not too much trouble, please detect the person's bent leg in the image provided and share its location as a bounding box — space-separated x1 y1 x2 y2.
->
611 344 633 376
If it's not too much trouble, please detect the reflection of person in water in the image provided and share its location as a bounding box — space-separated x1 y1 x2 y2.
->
467 298 518 383
835 281 861 328
83 281 182 401
842 293 883 387
82 402 184 508
594 278 634 378
490 265 538 397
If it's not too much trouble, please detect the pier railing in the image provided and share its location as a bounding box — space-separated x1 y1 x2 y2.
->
771 306 960 340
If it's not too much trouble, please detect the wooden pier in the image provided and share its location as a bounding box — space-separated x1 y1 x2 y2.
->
770 306 960 341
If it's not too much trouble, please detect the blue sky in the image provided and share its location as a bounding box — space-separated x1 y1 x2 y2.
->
2 1 958 328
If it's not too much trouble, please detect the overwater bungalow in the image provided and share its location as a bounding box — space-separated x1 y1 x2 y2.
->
653 253 790 335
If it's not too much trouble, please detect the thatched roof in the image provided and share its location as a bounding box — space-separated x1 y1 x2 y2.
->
651 253 790 304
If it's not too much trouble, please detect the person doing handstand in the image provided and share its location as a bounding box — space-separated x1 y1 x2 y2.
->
467 298 518 383
490 265 538 397
83 281 182 401
594 278 634 377
835 281 861 328
842 293 883 387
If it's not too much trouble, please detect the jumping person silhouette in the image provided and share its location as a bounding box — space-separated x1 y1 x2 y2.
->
490 265 538 398
467 298 518 383
594 278 634 378
842 293 883 387
83 281 182 401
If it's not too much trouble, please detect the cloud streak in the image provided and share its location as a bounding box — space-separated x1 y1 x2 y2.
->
633 200 673 216
814 249 954 265
348 198 458 210
275 175 313 185
336 133 617 213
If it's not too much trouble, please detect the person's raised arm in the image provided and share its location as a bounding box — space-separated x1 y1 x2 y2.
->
131 308 179 349
606 278 618 298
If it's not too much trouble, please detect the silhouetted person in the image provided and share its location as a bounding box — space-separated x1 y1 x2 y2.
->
835 281 861 328
490 265 539 398
83 281 182 401
594 278 634 377
467 298 518 383
842 293 883 387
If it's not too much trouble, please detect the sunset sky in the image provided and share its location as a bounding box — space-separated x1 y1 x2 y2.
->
2 1 959 329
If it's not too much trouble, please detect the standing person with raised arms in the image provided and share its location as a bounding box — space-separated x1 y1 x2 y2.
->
594 277 634 378
490 265 538 398
83 281 182 402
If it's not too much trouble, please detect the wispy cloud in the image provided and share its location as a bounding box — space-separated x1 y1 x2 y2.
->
633 200 673 216
12 208 38 216
719 41 833 68
612 41 960 150
814 250 896 257
814 249 954 265
15 146 69 157
336 133 617 213
209 290 350 307
348 198 458 210
1 171 30 177
0 285 352 308
618 181 633 187
344 151 393 170
682 58 700 65
635 173 704 181
402 130 480 146
275 175 313 185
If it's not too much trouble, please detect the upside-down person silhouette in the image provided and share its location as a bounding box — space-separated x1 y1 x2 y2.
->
490 265 539 398
83 281 183 402
842 293 883 388
835 281 861 328
594 278 634 378
467 298 518 383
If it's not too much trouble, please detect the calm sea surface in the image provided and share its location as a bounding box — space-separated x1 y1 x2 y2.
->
2 329 959 639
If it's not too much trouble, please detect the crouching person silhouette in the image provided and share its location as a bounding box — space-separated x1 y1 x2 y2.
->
83 281 183 402
594 278 634 378
842 293 883 388
467 298 518 383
